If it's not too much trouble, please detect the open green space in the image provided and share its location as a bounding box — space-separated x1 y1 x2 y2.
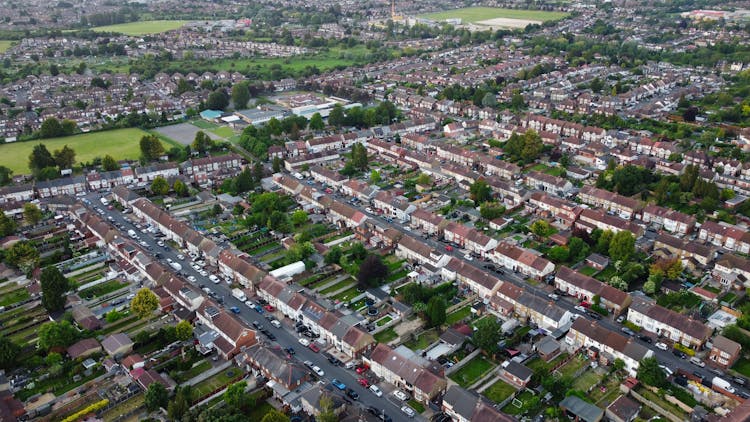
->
92 20 189 36
193 368 240 398
248 401 275 421
555 355 587 378
210 126 235 138
333 286 361 302
446 305 472 325
407 399 425 414
0 41 13 53
635 386 687 419
192 120 219 130
0 128 156 175
733 358 750 378
173 360 212 383
0 288 30 307
448 357 495 388
579 266 598 276
374 327 397 343
376 316 393 327
320 279 355 295
404 329 439 350
419 7 569 23
501 390 542 416
482 379 516 403
80 280 128 299
572 369 602 391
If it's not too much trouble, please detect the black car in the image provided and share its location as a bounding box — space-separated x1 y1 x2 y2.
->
285 347 295 355
693 371 705 380
638 335 653 344
252 321 262 329
346 388 359 400
587 311 602 320
266 332 276 340
296 325 308 333
672 349 687 359
740 391 750 400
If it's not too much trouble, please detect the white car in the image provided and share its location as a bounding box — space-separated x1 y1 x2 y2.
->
400 405 416 418
574 305 587 313
655 342 668 351
365 207 373 213
187 275 197 282
659 365 674 376
369 385 383 397
312 365 325 377
200 270 209 277
690 357 706 368
547 293 559 301
245 300 255 308
394 390 409 401
208 274 219 283
303 360 313 368
176 254 185 260
298 338 310 347
167 258 173 264
464 254 473 261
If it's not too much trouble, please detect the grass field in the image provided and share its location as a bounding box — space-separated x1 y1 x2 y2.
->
448 357 495 388
0 41 13 53
0 128 159 174
419 7 569 23
92 20 189 36
483 379 516 403
210 126 235 138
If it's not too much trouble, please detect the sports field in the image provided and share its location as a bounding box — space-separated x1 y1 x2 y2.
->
91 20 189 36
0 41 13 53
0 128 157 175
419 7 569 24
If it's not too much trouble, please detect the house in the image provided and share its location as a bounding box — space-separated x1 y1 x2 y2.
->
101 333 134 358
575 208 644 237
326 199 367 228
626 296 711 349
218 250 266 290
67 338 102 360
585 253 609 271
560 395 604 422
514 292 573 334
578 186 642 219
442 386 517 422
698 221 750 254
606 395 640 422
499 360 533 388
132 369 168 390
373 190 416 222
364 343 447 404
565 319 652 377
0 184 34 203
653 233 715 270
135 163 179 183
238 344 308 394
535 336 561 362
492 242 555 279
713 253 750 289
195 301 257 359
395 235 450 269
35 176 87 198
409 208 446 236
300 388 346 418
524 171 573 197
554 266 632 315
708 335 741 370
641 204 696 235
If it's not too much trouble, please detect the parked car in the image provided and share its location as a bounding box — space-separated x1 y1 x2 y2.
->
303 360 313 368
312 366 324 377
690 357 705 368
574 305 587 313
400 405 416 418
331 379 346 390
587 311 602 320
264 305 275 312
673 349 687 359
285 347 295 355
308 343 320 353
298 338 310 347
659 365 673 376
692 371 705 380
356 365 369 374
621 327 635 336
346 389 359 400
733 377 747 386
638 335 652 344
393 390 409 401
369 385 383 397
655 342 668 351
270 319 281 328
229 306 240 314
358 378 370 387
616 315 625 323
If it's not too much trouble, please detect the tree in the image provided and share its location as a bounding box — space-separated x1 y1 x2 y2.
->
643 279 657 295
0 338 18 369
547 246 569 263
145 383 168 411
325 246 343 265
37 320 78 351
0 166 11 186
469 179 492 203
150 176 170 196
101 154 120 171
425 296 447 328
131 288 159 319
168 386 192 421
0 212 16 237
23 203 43 225
357 254 388 288
309 112 325 131
520 129 543 163
272 157 282 173
479 202 505 220
231 81 250 109
28 143 56 172
351 143 368 171
235 167 255 193
6 241 40 274
224 381 251 410
260 409 290 422
473 318 502 354
39 117 63 138
139 135 165 161
175 320 193 341
609 231 635 261
530 220 554 238
192 131 215 154
317 395 338 422
370 169 381 184
291 210 308 226
40 266 69 312
173 179 188 197
481 92 497 107
206 89 229 110
567 237 589 263
267 210 291 232
416 173 431 185
637 357 667 388
328 104 345 127
53 145 76 169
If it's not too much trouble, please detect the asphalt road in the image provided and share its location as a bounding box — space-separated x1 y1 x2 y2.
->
83 192 420 422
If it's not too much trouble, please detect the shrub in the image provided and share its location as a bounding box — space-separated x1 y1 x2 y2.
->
673 343 695 356
61 399 109 422
590 304 609 316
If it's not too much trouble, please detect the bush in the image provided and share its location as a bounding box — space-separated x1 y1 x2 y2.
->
590 304 609 316
62 399 109 422
673 343 695 356
623 321 642 332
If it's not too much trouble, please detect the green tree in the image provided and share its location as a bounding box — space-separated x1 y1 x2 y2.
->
145 383 169 411
309 112 325 131
357 254 388 288
426 296 447 328
267 210 291 232
609 231 635 261
168 385 192 421
192 131 215 154
101 154 120 171
479 202 506 220
40 266 69 312
328 104 345 127
37 320 78 351
23 203 43 225
206 89 229 110
0 166 11 186
39 117 63 138
370 169 381 184
291 210 308 226
547 246 569 263
0 338 19 369
567 237 589 263
637 357 667 388
224 381 251 410
643 279 657 295
325 246 343 265
469 179 492 203
351 143 368 171
260 409 290 422
53 145 76 169
0 212 16 236
173 179 188 197
131 288 159 319
28 143 56 173
481 92 497 107
529 220 554 238
6 241 40 274
150 176 170 196
473 318 502 355
317 395 338 422
234 167 255 193
139 135 165 161
520 129 543 163
416 173 431 185
272 157 282 173
231 81 250 109
175 320 193 341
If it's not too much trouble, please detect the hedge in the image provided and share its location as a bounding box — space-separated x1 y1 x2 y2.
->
62 399 109 422
673 342 695 356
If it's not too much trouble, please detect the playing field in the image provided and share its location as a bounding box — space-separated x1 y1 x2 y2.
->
419 7 569 23
91 20 189 36
0 41 13 53
0 128 156 175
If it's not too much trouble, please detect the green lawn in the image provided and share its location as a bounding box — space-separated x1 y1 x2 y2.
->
333 286 360 302
483 380 516 403
0 128 155 175
174 360 212 383
376 316 393 327
407 399 425 414
404 329 439 350
210 126 235 138
0 288 30 307
419 7 569 23
446 305 472 325
92 20 189 35
192 120 219 130
320 279 355 295
448 357 495 388
102 393 144 422
193 367 241 398
572 369 602 391
556 355 587 378
733 358 750 378
0 41 13 53
79 280 128 299
579 266 598 276
501 390 542 416
374 327 397 343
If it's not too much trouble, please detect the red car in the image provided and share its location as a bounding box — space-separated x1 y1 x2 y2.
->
358 378 370 387
308 343 320 353
264 305 275 312
445 245 453 252
355 365 369 374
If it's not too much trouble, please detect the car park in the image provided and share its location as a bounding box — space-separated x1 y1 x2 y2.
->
331 379 346 390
